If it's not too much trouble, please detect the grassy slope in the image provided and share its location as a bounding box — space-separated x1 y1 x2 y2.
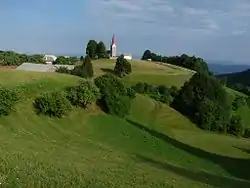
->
0 62 249 187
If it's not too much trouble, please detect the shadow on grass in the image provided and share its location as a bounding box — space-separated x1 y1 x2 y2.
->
233 146 250 155
100 68 117 76
126 119 250 181
136 155 250 188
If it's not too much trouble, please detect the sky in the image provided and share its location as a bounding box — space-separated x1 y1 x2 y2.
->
0 0 250 63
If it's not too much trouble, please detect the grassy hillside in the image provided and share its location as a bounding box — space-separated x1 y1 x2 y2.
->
0 61 249 187
93 59 194 87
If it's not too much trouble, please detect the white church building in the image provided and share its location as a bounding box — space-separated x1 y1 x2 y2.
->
109 34 132 60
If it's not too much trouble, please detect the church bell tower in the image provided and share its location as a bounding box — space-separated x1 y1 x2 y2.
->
110 34 117 58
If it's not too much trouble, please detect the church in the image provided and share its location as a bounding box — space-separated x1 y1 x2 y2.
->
109 34 132 60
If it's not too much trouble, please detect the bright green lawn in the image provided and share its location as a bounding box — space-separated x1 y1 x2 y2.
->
0 65 249 187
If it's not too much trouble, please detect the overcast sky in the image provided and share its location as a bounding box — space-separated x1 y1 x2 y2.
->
0 0 250 63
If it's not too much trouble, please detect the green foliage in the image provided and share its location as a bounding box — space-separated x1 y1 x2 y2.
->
86 40 98 59
33 91 72 118
97 41 107 59
141 50 152 60
172 72 230 132
94 74 127 95
70 56 94 78
82 55 94 78
101 94 131 118
132 82 177 105
53 56 75 65
0 51 44 66
232 96 246 111
114 55 132 77
94 74 134 117
0 86 19 116
55 66 72 74
66 80 100 108
243 128 250 138
143 51 211 74
228 115 244 137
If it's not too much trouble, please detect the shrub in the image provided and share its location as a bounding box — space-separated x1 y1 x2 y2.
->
243 128 250 138
82 55 94 78
126 87 136 99
94 74 127 95
172 72 231 132
101 93 131 118
33 91 71 118
228 115 244 137
55 66 72 74
114 55 132 77
232 96 246 111
66 80 100 108
71 65 83 77
95 74 134 117
0 86 19 116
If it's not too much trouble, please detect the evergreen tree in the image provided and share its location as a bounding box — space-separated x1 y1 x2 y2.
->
80 56 84 62
114 55 132 77
86 40 98 59
141 50 152 60
97 41 107 59
83 55 94 78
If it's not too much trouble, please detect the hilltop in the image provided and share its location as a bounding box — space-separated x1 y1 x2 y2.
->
0 59 249 187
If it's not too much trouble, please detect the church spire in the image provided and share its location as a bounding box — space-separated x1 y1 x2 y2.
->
111 34 116 45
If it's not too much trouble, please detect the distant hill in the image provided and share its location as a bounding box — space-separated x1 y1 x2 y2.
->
217 69 250 86
208 61 250 75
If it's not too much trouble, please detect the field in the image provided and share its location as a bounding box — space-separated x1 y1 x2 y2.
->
0 60 249 187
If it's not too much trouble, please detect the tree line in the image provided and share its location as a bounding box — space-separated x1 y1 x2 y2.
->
0 51 44 66
141 50 211 75
86 40 109 59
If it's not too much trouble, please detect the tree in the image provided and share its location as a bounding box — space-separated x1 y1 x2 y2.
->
97 41 107 59
172 72 230 132
53 56 69 65
114 55 132 77
86 40 98 59
83 55 94 78
141 50 152 60
80 56 84 62
228 115 244 137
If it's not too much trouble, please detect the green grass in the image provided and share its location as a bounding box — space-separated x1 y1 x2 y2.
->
0 62 249 187
93 59 193 87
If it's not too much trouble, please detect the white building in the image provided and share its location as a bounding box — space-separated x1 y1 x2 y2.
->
44 55 57 64
123 54 132 60
109 34 133 60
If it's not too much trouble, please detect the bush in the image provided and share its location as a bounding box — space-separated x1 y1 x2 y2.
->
114 55 132 77
94 74 127 95
66 80 100 108
101 93 131 118
228 115 244 137
232 96 246 111
132 82 177 105
94 74 134 117
71 65 83 77
0 86 19 116
243 128 250 138
55 66 72 74
126 87 136 99
172 72 231 132
33 91 71 118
